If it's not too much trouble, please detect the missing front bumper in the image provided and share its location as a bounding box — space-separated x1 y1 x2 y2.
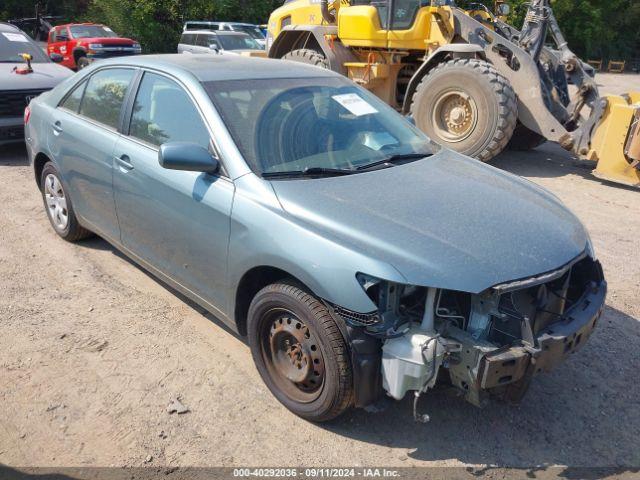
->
448 278 606 406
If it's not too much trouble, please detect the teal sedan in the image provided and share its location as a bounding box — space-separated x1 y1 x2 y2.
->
25 54 605 422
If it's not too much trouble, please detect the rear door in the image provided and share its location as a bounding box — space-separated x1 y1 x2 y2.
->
194 33 214 53
50 67 136 240
112 71 233 311
178 32 196 53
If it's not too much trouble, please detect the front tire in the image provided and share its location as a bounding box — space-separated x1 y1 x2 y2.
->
76 56 91 70
247 282 353 422
410 58 518 162
40 162 92 242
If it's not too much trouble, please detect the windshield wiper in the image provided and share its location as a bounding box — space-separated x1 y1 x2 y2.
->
356 153 431 171
262 167 357 179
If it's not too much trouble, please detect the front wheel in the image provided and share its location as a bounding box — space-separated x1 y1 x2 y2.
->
247 282 353 422
410 58 518 162
76 56 91 70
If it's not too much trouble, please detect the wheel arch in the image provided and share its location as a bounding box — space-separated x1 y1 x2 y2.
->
72 47 87 63
234 265 315 336
401 43 486 114
33 151 52 189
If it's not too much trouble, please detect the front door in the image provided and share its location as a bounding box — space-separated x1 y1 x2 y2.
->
112 71 234 312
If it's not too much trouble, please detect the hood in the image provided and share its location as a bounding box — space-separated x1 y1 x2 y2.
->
78 37 136 45
1 62 72 91
270 151 588 293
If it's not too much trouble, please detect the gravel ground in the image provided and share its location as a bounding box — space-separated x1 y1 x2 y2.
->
1 74 639 472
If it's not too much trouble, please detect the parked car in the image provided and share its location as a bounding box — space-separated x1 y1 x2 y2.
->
183 21 266 48
47 23 141 70
178 30 263 54
25 54 606 422
0 22 71 145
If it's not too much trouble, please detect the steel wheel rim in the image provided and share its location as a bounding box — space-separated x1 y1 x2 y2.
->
432 89 478 142
44 173 69 231
260 308 325 403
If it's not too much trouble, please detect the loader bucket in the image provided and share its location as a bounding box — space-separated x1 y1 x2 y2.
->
587 93 640 188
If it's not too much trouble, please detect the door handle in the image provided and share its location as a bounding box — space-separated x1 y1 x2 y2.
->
116 154 134 172
52 120 63 135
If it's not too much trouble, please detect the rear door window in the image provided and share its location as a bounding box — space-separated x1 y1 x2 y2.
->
59 80 88 113
180 33 196 45
128 72 210 148
195 34 214 47
79 68 135 129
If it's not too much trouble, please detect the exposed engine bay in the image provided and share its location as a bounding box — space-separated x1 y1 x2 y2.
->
332 253 606 420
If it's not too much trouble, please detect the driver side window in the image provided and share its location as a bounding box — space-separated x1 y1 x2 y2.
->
128 72 211 149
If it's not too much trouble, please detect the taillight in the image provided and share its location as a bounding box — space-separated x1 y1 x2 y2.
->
24 106 31 125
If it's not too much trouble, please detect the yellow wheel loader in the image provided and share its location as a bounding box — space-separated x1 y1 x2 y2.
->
266 0 640 188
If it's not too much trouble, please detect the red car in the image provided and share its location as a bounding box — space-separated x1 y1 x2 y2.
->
47 23 141 70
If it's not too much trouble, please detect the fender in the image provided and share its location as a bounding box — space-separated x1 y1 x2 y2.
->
268 25 358 76
401 43 485 114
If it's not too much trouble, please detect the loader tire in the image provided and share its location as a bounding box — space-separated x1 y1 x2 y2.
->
282 49 329 70
410 59 518 162
507 122 547 151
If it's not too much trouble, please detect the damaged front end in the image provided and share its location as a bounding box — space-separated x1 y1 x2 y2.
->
332 252 606 419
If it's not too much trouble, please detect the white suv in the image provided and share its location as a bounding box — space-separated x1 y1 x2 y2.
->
183 21 266 48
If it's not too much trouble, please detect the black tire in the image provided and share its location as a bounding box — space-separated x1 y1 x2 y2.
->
247 282 353 422
76 56 90 70
40 162 92 242
410 58 518 162
281 49 329 69
507 122 547 151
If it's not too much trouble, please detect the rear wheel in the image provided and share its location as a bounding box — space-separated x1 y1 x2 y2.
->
410 58 518 162
247 282 353 422
40 162 92 242
281 49 329 69
507 122 547 151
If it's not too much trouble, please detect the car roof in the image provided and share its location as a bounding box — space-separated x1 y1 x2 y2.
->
185 21 256 26
182 30 249 36
0 22 21 33
56 22 104 28
99 54 339 83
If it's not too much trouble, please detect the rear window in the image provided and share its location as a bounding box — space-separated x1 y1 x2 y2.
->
0 31 48 63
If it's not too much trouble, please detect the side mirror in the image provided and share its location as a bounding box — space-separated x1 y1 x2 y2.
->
209 44 220 52
49 53 64 63
158 142 220 174
497 3 510 15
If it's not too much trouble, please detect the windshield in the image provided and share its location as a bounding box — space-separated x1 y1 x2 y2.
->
204 77 432 176
0 32 49 63
218 34 262 50
70 25 118 39
232 25 265 40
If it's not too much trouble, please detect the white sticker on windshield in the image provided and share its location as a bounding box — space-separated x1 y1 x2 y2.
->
332 93 378 116
104 27 113 32
2 32 29 43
